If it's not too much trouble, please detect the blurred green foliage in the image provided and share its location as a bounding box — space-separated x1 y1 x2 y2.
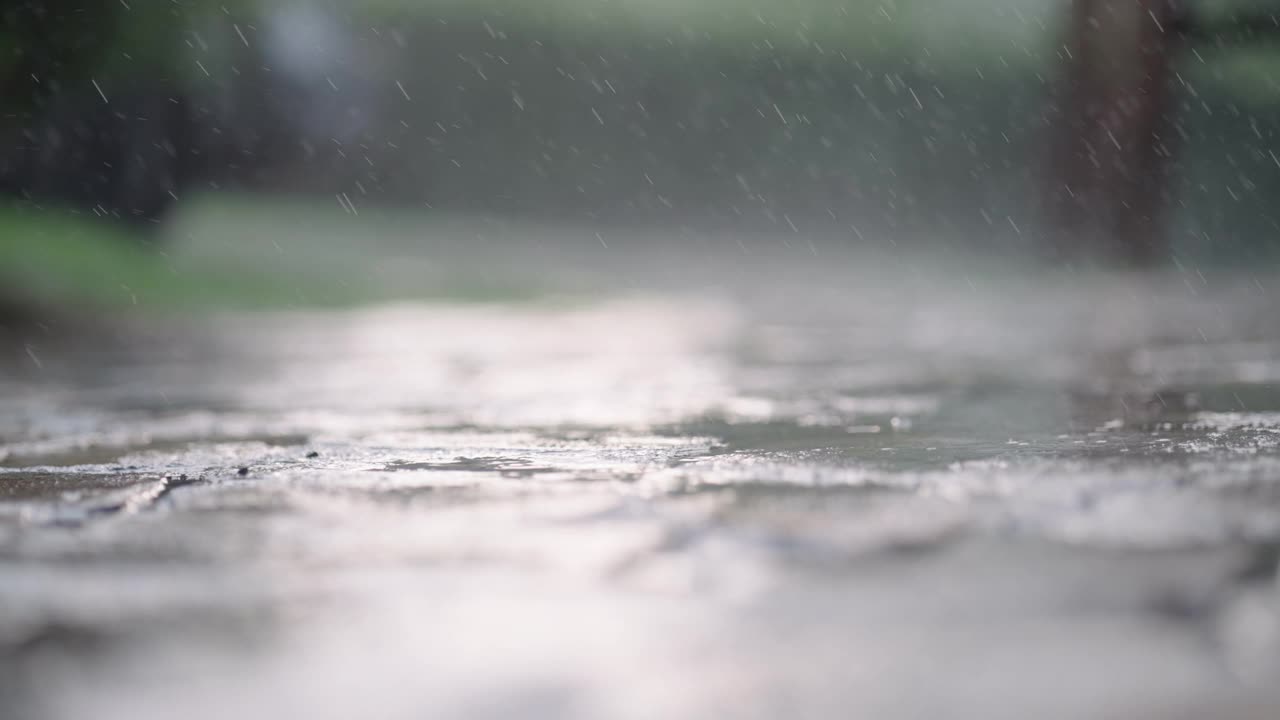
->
0 3 190 110
361 0 1053 60
3 0 1280 315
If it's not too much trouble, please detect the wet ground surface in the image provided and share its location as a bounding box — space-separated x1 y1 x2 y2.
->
3 230 1280 719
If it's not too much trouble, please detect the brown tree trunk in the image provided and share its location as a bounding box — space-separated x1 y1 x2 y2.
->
1048 0 1182 266
1114 0 1182 265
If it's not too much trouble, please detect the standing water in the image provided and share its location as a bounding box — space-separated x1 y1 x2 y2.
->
2 218 1279 719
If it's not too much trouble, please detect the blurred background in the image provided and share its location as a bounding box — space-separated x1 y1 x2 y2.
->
3 0 1280 315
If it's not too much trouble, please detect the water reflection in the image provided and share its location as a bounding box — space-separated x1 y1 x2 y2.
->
3 255 1280 719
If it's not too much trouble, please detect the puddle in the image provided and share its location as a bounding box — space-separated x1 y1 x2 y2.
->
4 256 1280 719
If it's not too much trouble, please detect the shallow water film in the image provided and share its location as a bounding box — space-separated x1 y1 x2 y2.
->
4 238 1280 720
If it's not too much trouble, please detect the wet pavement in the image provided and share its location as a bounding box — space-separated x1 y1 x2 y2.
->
3 231 1280 719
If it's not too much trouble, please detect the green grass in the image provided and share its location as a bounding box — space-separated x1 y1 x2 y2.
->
0 207 352 310
0 200 546 312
